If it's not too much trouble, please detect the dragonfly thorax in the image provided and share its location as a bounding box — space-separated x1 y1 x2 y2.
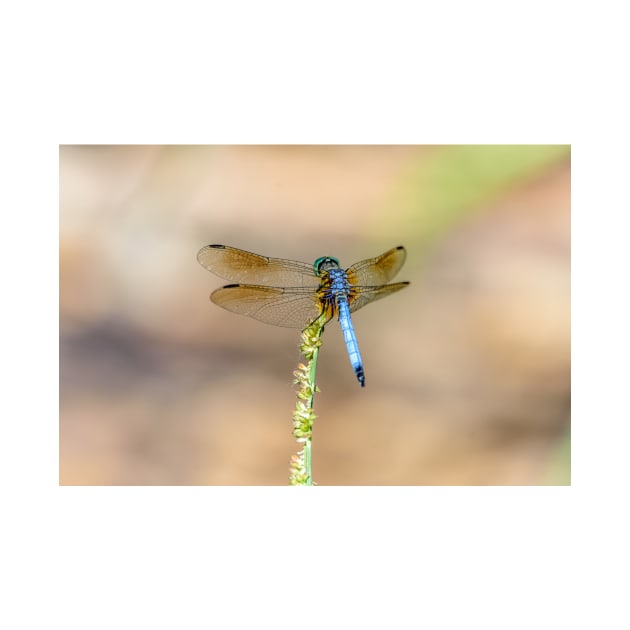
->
318 267 352 307
313 255 341 275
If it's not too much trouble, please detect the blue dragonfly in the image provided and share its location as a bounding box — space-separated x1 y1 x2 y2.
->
197 244 409 386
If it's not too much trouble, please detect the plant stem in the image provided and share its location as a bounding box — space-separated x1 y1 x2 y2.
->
289 314 326 486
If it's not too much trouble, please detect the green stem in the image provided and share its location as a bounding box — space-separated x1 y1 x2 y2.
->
303 440 312 485
289 314 326 486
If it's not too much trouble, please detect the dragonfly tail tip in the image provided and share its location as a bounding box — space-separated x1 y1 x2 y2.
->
356 369 365 387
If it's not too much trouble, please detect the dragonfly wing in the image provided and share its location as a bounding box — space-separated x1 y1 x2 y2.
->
198 244 320 287
346 246 407 286
348 282 410 314
210 284 326 328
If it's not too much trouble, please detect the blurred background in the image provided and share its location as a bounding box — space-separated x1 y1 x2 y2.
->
59 145 570 485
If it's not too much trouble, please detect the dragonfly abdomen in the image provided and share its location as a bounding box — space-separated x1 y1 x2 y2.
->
326 269 365 387
336 296 365 387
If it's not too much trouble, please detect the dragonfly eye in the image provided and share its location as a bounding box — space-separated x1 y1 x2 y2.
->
313 255 340 275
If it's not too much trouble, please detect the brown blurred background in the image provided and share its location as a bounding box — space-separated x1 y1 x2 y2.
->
59 145 570 485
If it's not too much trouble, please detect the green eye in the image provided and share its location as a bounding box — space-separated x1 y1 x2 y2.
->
313 255 340 275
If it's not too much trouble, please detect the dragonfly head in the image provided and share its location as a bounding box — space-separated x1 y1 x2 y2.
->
313 255 341 276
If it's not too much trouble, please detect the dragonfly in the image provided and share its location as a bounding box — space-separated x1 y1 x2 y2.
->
197 244 409 386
